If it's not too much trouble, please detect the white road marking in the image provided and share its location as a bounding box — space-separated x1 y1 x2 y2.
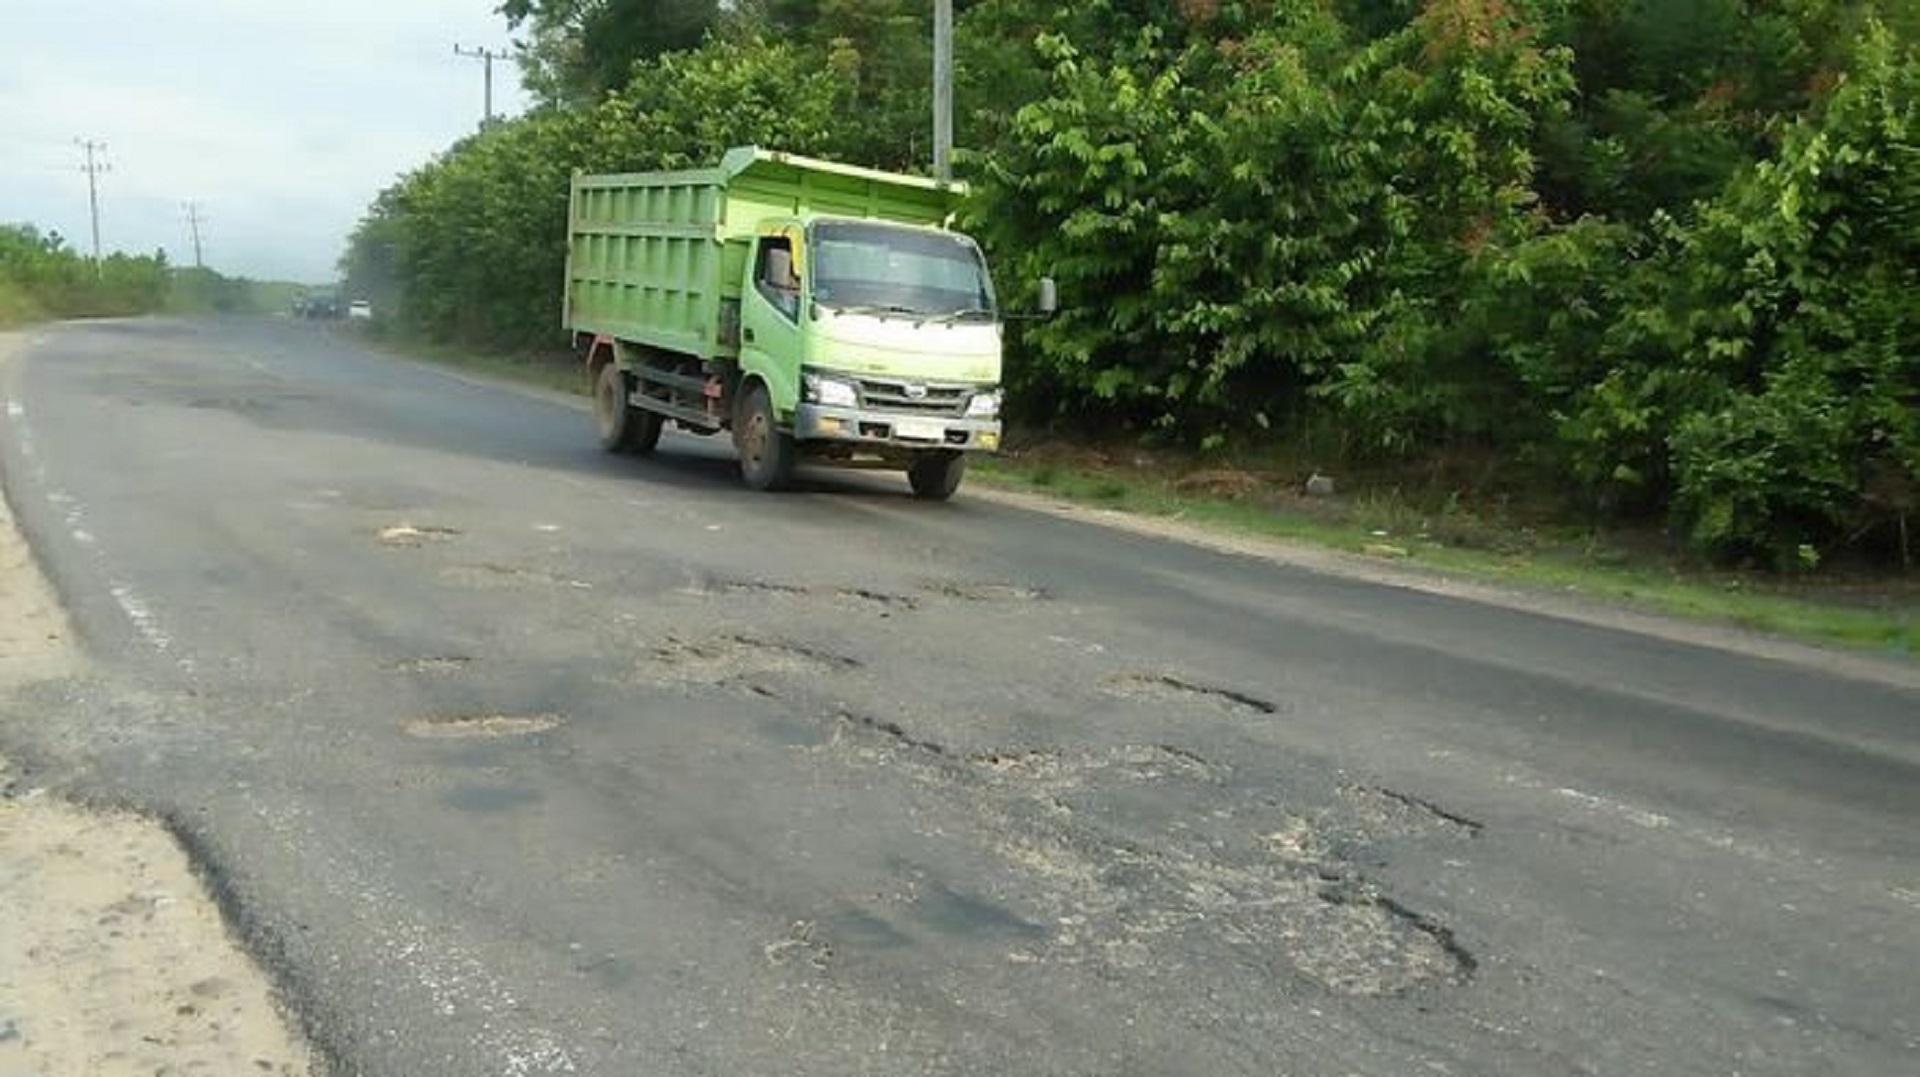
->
5 399 22 418
109 583 171 652
1554 786 1673 830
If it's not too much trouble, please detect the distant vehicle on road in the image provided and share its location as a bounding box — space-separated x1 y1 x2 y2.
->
565 147 1054 500
298 292 342 319
348 300 373 322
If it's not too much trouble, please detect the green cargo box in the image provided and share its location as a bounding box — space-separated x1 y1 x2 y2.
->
563 147 964 361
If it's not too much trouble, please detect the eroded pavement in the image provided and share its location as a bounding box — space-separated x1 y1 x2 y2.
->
1 319 1916 1075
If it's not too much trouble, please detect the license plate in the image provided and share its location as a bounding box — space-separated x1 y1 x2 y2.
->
894 417 946 441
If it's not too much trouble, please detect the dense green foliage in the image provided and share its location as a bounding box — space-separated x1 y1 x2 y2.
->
0 224 172 324
345 0 1920 565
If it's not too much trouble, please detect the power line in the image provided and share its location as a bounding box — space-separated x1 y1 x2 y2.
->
184 201 208 269
453 44 509 127
75 138 109 274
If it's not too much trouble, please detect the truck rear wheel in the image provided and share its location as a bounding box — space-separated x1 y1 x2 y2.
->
907 451 967 501
594 363 662 454
736 383 793 491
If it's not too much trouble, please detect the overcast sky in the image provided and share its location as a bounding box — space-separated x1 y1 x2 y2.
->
0 0 529 283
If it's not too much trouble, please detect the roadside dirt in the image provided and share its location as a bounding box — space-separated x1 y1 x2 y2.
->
1 331 312 1077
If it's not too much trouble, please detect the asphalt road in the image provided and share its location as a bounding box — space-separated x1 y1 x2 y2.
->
2 317 1917 1076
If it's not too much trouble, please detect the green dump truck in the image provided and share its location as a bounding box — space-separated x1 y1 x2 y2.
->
564 147 1049 499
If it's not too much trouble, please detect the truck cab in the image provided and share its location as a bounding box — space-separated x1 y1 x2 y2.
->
742 218 1003 458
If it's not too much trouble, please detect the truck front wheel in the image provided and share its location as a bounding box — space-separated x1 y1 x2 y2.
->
907 451 967 501
736 383 794 491
595 363 661 454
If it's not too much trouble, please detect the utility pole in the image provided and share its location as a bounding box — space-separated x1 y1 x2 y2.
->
453 44 508 126
183 202 207 269
75 138 108 275
933 0 954 183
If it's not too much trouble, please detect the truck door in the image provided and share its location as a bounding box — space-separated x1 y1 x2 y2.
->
739 231 806 422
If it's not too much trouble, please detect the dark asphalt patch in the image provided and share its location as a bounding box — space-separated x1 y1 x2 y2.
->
440 785 543 813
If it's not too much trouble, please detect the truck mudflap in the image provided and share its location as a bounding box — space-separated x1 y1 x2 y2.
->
793 404 1001 453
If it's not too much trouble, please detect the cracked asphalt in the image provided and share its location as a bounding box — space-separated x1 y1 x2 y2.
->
2 317 1917 1075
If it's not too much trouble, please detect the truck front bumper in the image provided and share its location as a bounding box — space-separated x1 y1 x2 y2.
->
793 404 1001 452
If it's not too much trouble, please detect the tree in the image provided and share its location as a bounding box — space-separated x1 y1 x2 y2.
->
500 0 721 104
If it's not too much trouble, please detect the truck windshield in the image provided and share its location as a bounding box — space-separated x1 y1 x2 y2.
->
810 222 996 319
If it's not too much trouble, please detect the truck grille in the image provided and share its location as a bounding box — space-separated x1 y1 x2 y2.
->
858 377 971 416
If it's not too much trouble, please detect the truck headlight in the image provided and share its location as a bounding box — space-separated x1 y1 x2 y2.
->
802 371 859 409
966 390 1002 419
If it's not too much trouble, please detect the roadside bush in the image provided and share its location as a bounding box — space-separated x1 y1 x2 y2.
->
1580 21 1920 562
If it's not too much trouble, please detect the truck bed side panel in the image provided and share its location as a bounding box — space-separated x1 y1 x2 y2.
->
564 171 735 361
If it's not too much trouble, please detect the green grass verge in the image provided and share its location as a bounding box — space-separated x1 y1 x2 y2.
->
367 332 586 397
362 335 1915 657
0 278 48 329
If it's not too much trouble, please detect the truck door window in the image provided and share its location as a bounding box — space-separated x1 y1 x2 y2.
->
755 238 800 321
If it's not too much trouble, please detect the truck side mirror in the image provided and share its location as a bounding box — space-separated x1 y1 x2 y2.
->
1037 276 1058 315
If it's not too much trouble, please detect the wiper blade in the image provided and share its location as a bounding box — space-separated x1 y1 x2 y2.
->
923 307 997 325
827 303 921 318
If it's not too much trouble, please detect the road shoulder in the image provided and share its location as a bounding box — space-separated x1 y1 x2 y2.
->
0 327 313 1077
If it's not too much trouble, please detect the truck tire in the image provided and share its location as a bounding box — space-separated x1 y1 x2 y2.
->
907 451 967 501
594 363 661 454
736 383 793 491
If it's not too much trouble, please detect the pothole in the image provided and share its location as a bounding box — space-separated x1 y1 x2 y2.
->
764 920 835 970
1304 878 1478 995
683 577 809 598
1339 784 1484 838
1105 673 1277 715
922 580 1048 602
833 588 921 611
641 634 860 686
390 656 473 674
968 744 1217 786
403 713 564 739
971 748 1066 780
681 578 920 613
833 712 947 756
817 721 1465 997
376 524 460 548
439 563 591 590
